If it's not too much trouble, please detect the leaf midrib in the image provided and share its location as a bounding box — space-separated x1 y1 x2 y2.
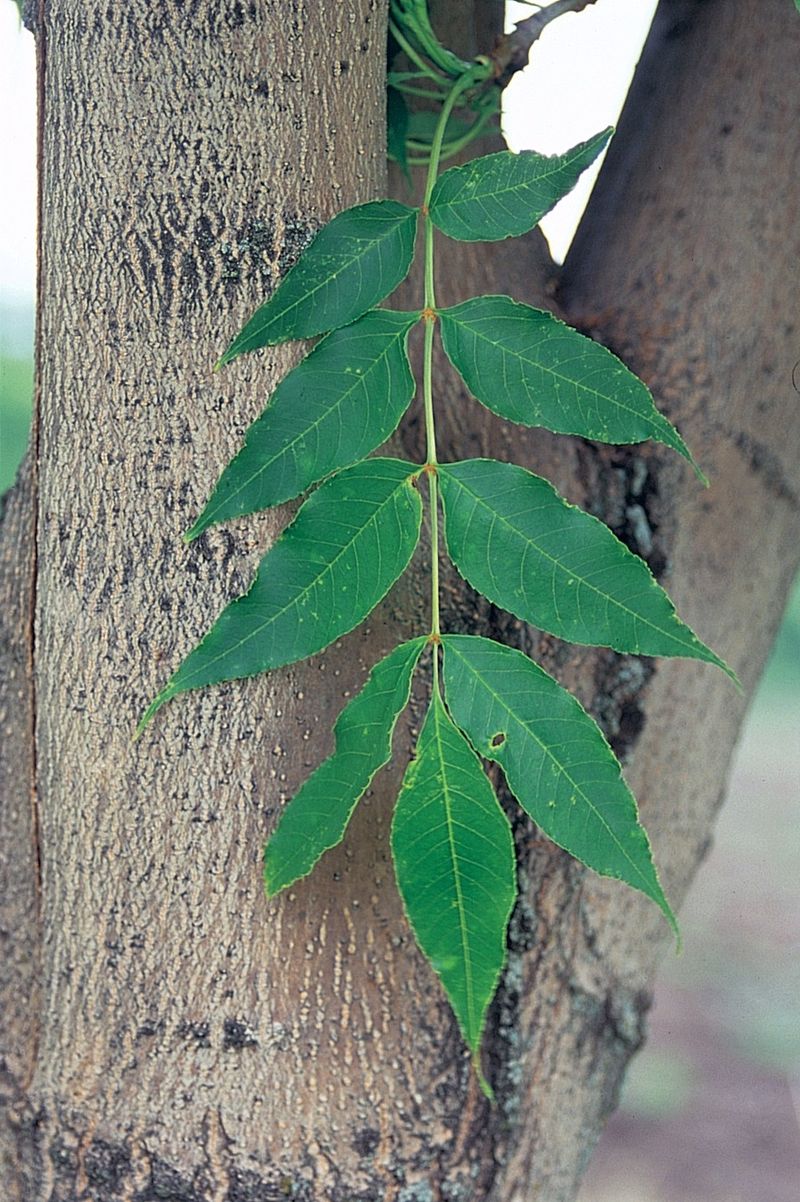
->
435 140 605 211
236 207 417 352
444 305 677 447
176 471 417 692
445 641 657 897
432 698 477 1042
443 467 700 657
202 318 415 527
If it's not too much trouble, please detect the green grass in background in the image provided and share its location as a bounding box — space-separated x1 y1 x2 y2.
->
0 300 34 493
0 354 33 492
760 574 800 699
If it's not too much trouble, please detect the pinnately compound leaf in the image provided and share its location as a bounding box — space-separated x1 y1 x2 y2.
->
218 201 419 364
139 459 423 729
391 690 516 1082
442 635 678 936
264 637 426 896
439 296 703 478
429 128 612 242
438 459 734 678
186 309 420 540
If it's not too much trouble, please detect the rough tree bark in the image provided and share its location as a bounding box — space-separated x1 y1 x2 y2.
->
1 1 798 1199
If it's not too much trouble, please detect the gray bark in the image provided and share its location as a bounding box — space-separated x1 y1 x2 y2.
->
1 0 798 1199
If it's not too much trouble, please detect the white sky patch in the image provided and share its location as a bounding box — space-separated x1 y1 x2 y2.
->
503 0 658 262
0 5 36 302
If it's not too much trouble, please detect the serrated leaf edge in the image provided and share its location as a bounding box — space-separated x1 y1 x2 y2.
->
264 636 427 896
218 201 420 364
138 460 423 733
441 634 679 941
186 310 422 540
439 459 736 681
438 295 705 480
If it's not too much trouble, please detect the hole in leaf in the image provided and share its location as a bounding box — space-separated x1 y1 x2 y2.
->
490 732 506 748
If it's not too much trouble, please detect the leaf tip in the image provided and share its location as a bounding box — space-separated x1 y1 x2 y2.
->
182 523 201 545
691 635 739 689
670 429 708 486
474 1056 495 1103
134 698 160 740
693 460 710 488
135 683 177 738
710 651 741 691
728 665 744 694
263 848 292 899
664 905 681 952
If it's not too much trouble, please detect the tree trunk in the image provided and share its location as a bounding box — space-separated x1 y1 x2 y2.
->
1 1 798 1199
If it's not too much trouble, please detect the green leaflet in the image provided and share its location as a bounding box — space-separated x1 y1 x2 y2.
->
442 635 677 937
217 201 419 365
391 690 516 1081
187 309 420 540
439 296 702 478
438 458 734 677
429 129 612 242
265 637 426 896
139 459 423 728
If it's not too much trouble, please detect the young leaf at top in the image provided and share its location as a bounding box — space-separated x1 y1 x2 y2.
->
186 309 420 540
442 635 678 937
265 637 426 896
217 201 419 365
439 296 703 478
139 459 423 729
391 690 516 1080
429 128 612 242
438 458 734 678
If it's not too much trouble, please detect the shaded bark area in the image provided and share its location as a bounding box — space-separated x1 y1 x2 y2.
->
0 1 798 1200
0 457 40 1198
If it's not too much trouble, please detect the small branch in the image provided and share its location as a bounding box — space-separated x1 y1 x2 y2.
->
491 0 601 86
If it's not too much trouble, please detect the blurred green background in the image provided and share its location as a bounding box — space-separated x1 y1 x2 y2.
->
0 299 33 493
